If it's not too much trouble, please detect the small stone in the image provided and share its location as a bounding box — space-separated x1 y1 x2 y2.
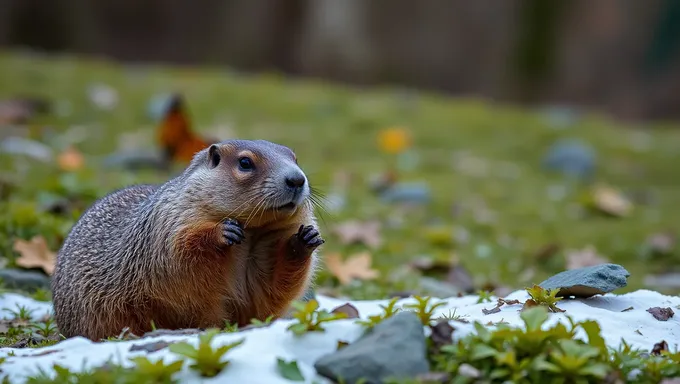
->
0 268 51 291
0 137 53 162
457 363 481 378
413 372 451 383
314 312 429 384
538 263 629 298
651 340 669 355
429 320 455 349
300 286 316 302
130 340 173 353
542 139 596 180
419 277 465 298
380 183 431 205
331 303 360 319
647 307 674 321
142 328 203 338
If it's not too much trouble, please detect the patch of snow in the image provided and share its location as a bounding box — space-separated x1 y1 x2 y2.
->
1 290 679 383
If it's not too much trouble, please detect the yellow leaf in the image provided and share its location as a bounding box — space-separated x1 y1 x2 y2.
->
591 185 632 217
325 252 379 285
13 236 56 275
331 220 382 249
377 127 411 154
57 146 84 171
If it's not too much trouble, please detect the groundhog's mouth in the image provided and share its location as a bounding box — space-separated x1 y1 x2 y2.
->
275 202 297 211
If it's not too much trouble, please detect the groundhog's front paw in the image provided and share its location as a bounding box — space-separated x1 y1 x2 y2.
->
222 219 245 246
293 225 325 250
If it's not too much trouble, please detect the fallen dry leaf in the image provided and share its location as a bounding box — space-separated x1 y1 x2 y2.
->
57 146 84 171
565 245 608 270
647 307 674 321
651 340 669 355
591 185 632 217
332 220 382 249
324 252 379 285
13 236 56 275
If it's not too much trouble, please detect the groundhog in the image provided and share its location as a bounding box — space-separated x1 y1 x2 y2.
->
51 139 324 341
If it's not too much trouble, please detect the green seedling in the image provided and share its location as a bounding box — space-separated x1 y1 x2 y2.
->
128 356 183 384
168 329 244 378
403 296 446 325
476 290 493 304
525 285 564 313
30 289 52 302
3 304 34 322
286 300 348 336
250 315 275 327
30 317 58 338
356 297 401 329
222 321 239 333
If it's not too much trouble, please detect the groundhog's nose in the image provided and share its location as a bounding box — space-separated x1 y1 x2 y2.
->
285 172 306 189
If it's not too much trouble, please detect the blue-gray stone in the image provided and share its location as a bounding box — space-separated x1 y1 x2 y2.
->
542 139 596 180
146 93 174 122
380 183 431 205
0 269 51 291
539 263 630 298
314 311 429 384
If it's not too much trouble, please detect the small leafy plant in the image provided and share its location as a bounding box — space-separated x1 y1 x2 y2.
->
524 285 564 313
30 317 58 338
250 315 274 327
431 306 680 383
403 296 446 325
356 297 402 329
168 329 244 378
276 358 305 382
127 356 183 383
286 300 348 336
476 290 493 304
3 304 34 322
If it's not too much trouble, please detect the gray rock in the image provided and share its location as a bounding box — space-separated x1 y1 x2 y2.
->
0 269 50 291
380 183 431 205
300 286 316 302
314 311 429 384
539 263 629 298
542 139 596 180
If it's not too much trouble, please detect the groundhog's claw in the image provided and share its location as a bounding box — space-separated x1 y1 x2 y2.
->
223 219 245 246
295 224 324 249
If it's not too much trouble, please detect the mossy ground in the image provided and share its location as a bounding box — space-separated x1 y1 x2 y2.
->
0 49 679 307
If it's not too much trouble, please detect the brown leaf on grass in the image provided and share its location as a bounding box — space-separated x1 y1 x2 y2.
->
647 307 674 321
651 340 669 355
645 232 676 255
565 245 608 270
591 185 632 217
57 146 84 171
332 220 382 249
324 252 379 285
331 303 360 319
534 243 560 262
0 98 49 125
13 236 56 275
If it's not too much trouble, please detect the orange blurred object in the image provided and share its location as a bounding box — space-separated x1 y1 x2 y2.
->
157 94 212 163
377 127 411 154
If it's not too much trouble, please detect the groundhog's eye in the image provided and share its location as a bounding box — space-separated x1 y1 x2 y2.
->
238 157 254 171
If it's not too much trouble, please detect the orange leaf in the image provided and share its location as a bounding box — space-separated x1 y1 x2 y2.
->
156 94 210 163
13 236 56 275
377 127 411 154
325 252 379 285
57 146 84 171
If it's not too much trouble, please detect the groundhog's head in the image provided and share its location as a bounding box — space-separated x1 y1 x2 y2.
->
185 139 313 227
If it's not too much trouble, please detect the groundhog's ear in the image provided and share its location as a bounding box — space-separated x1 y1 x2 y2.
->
208 144 221 168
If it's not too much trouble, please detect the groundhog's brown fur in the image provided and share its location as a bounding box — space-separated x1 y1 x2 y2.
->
51 140 323 341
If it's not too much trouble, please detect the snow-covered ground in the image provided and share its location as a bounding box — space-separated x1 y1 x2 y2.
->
1 289 679 383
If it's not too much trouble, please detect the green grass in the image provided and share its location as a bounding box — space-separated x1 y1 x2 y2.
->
0 49 679 300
